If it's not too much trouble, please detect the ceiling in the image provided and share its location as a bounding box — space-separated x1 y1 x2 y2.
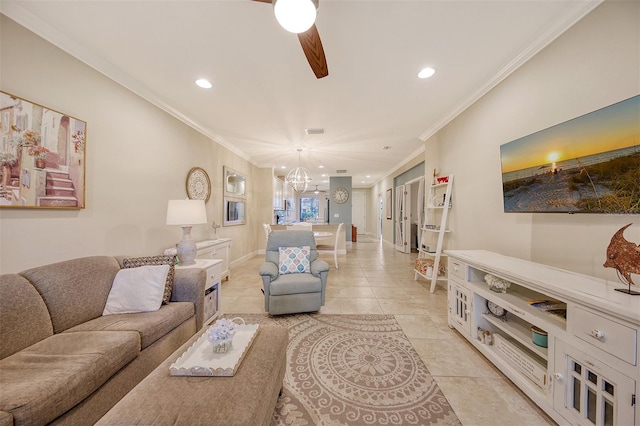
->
1 0 600 192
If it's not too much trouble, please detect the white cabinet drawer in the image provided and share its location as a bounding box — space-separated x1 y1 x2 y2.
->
571 306 637 365
449 259 466 281
205 261 221 289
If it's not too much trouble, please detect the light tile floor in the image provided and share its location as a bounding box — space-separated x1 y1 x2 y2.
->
221 238 556 426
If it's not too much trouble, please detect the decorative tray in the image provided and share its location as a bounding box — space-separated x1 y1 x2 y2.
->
169 324 259 377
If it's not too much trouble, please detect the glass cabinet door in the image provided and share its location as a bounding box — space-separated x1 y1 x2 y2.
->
554 340 635 426
448 281 471 336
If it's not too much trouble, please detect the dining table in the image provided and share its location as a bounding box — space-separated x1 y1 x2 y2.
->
313 231 333 244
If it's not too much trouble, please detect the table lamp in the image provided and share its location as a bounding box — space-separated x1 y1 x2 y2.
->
166 199 207 266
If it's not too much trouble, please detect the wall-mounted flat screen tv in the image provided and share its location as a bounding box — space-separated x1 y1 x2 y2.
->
500 95 639 214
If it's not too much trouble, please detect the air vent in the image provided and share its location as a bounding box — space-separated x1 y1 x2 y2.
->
305 128 325 135
336 169 347 174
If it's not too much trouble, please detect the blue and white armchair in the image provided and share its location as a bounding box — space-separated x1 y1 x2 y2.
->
259 230 330 315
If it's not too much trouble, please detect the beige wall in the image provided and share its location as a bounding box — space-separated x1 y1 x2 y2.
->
3 1 638 283
415 1 639 281
0 15 269 273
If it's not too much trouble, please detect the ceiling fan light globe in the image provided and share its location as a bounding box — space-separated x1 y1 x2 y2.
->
274 0 317 34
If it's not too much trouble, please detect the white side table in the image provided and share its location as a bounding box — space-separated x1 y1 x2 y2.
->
195 239 232 281
166 238 232 281
176 259 222 326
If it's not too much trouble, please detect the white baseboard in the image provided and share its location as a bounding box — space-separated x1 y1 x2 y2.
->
231 251 258 268
318 249 347 255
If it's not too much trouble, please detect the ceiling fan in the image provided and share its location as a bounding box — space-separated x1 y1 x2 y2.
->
252 0 329 79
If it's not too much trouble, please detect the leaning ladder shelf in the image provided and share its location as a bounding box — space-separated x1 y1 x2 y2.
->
414 174 453 293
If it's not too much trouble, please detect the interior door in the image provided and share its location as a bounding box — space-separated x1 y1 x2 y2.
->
415 177 425 251
394 184 411 253
394 186 404 251
352 190 366 234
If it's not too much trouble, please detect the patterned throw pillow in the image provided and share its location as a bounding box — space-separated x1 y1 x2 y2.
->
122 255 176 304
278 246 311 274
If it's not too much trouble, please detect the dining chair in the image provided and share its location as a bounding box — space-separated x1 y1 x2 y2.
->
287 222 313 231
316 222 344 269
262 223 272 243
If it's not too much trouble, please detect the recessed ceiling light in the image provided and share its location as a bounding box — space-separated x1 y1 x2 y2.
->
318 165 324 169
195 78 212 89
280 166 287 169
418 67 435 79
305 128 325 135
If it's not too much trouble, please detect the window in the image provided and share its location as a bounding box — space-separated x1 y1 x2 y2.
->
299 194 326 223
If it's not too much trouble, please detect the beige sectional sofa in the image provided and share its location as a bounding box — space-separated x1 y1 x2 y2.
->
0 255 208 426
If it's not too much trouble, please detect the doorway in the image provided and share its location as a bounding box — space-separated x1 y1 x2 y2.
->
394 177 424 253
352 190 366 235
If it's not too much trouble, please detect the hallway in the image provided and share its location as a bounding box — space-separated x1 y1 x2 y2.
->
223 237 555 426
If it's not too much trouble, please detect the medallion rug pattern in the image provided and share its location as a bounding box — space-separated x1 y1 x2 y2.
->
225 314 461 425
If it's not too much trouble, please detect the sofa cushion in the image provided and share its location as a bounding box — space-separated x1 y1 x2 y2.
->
19 256 121 333
103 265 169 315
268 273 322 296
0 331 140 426
65 302 194 349
0 274 53 360
122 255 176 304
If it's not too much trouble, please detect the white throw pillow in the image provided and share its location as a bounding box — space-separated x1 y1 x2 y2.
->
103 264 170 315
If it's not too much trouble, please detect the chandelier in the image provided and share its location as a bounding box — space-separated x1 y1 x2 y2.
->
286 148 313 193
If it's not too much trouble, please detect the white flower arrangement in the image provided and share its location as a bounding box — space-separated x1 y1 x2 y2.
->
207 318 240 353
484 273 511 293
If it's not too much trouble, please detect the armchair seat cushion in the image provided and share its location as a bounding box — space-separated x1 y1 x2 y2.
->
269 273 322 296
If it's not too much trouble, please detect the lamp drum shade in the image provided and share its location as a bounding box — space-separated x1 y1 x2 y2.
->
166 199 207 225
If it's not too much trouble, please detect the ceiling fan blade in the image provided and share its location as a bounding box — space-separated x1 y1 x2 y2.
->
251 0 272 3
298 24 329 79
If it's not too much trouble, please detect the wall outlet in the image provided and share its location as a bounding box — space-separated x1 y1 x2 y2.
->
334 214 339 218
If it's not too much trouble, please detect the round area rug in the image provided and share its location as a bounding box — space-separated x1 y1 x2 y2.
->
229 314 461 426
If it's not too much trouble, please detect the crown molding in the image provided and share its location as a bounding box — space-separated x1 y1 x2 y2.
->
418 0 603 143
0 2 253 165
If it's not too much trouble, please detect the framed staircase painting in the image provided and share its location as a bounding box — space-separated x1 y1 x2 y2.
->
0 91 86 209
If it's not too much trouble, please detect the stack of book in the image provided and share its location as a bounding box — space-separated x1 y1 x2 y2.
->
528 299 567 321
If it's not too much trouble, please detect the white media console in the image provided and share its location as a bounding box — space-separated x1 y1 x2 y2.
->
446 250 639 426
